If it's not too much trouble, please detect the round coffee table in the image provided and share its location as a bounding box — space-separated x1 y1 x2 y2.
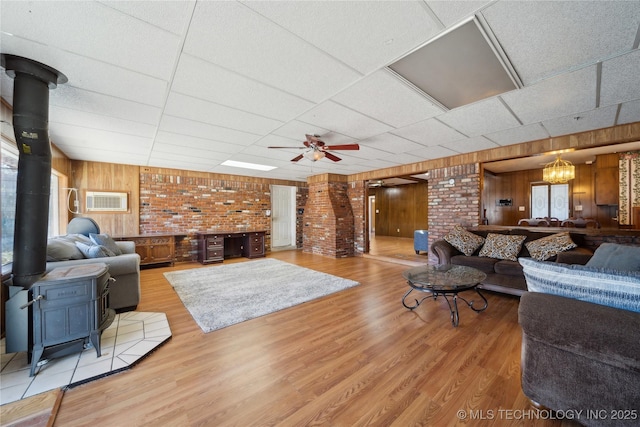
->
402 264 488 327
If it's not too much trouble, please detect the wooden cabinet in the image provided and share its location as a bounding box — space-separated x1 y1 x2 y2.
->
197 231 265 264
595 167 619 206
120 235 175 266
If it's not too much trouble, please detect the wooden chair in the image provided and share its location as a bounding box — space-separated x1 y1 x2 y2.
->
537 220 549 227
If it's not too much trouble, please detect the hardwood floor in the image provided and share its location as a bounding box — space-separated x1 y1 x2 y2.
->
53 241 576 426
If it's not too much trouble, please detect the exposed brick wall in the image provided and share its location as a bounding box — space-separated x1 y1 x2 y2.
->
139 171 306 260
303 177 355 257
428 164 481 262
348 180 366 255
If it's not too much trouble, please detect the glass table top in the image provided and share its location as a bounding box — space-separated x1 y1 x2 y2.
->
402 264 487 291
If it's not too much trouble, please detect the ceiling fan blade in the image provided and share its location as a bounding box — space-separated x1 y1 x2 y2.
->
325 144 360 150
305 134 321 143
324 152 342 162
268 146 307 149
291 154 304 162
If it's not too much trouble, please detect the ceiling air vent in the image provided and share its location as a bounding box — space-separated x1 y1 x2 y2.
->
86 191 128 212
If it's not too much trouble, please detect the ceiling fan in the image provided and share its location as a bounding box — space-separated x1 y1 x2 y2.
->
268 134 359 162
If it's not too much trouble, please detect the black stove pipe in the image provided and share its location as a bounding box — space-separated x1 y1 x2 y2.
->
1 54 67 289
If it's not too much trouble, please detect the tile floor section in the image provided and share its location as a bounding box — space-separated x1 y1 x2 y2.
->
0 311 171 405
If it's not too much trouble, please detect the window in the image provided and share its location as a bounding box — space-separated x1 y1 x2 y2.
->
1 139 19 266
1 138 63 266
531 183 569 220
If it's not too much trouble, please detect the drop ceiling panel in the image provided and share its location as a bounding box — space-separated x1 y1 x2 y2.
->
407 145 460 160
391 118 466 146
331 70 444 128
542 105 618 137
481 1 640 84
164 93 283 136
152 142 231 162
271 121 331 142
49 85 162 125
501 66 596 125
618 100 640 125
100 0 196 36
484 123 549 146
1 1 183 80
360 133 426 154
600 50 640 107
159 116 259 147
427 1 491 26
438 97 520 137
183 1 360 102
172 55 314 122
0 36 168 107
154 132 241 155
49 107 157 138
243 1 441 74
62 148 149 166
49 124 153 153
297 101 394 140
447 136 498 153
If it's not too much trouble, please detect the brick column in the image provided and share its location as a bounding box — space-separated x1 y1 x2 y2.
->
428 163 481 262
303 174 355 257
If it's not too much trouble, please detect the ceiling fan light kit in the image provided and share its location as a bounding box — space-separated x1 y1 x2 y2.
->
269 134 359 163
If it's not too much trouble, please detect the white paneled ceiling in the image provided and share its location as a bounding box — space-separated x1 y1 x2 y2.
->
1 0 639 182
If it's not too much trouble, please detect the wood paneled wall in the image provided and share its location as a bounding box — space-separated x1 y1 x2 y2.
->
369 182 428 238
482 153 620 228
70 161 140 236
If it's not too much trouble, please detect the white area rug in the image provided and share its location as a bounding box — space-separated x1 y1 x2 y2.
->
163 258 360 333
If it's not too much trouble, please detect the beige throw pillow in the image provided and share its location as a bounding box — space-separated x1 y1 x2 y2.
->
525 232 577 261
444 225 485 256
479 233 527 261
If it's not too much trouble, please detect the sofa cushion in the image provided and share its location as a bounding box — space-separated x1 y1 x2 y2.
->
75 241 116 259
524 232 578 261
585 243 640 271
479 233 527 261
555 247 593 265
90 233 123 256
494 260 523 276
46 236 85 261
451 254 498 274
444 225 485 256
519 257 640 313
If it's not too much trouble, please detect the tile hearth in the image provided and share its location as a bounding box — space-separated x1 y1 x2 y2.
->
0 311 171 405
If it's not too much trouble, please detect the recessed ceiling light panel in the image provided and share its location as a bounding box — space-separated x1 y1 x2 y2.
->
388 17 522 110
221 160 277 171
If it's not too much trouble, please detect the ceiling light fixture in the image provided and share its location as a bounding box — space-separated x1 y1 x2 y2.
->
543 155 575 184
304 150 325 162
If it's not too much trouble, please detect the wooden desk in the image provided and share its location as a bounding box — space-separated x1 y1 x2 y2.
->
196 231 266 264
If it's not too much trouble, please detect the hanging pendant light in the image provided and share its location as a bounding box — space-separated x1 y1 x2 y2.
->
543 155 575 184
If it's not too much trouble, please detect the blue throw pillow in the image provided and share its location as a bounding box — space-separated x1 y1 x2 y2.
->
76 242 116 259
585 243 640 271
519 257 640 313
90 233 123 256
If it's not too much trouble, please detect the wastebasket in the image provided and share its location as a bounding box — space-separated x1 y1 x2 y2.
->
414 230 428 254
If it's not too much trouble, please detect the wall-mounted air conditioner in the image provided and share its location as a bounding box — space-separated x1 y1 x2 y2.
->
86 191 128 212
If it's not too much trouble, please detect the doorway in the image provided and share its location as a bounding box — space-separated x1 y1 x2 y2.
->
271 185 296 249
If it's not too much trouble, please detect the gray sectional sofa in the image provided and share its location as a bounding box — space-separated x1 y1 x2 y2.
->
46 234 141 311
